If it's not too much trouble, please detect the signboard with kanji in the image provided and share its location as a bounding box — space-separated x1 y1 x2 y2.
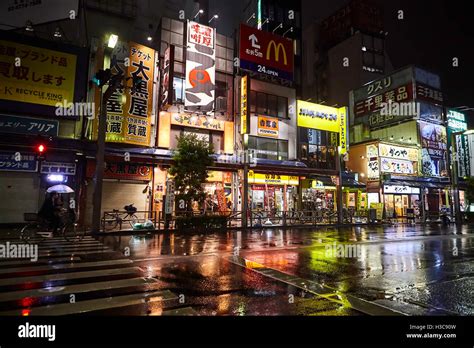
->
185 21 215 111
0 151 37 172
257 116 279 138
86 160 152 181
239 24 294 81
93 41 157 146
0 115 58 136
0 39 77 107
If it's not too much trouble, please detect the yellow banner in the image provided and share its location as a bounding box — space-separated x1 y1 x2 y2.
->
297 100 340 133
94 42 156 146
248 171 299 186
0 40 76 106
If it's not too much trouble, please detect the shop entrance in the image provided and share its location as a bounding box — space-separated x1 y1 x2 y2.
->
384 194 410 217
249 185 297 213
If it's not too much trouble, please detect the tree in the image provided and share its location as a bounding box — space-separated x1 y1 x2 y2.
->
168 133 214 211
465 177 474 212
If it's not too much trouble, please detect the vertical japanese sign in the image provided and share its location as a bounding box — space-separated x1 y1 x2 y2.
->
185 21 216 111
338 107 348 155
160 45 174 108
447 109 470 177
95 41 156 146
0 40 76 107
240 75 248 135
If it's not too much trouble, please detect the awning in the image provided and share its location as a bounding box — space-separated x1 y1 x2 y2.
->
343 178 365 188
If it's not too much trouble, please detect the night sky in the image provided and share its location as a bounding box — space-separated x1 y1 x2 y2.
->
303 0 474 125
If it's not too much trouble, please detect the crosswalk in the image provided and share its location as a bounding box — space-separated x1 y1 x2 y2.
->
0 235 196 316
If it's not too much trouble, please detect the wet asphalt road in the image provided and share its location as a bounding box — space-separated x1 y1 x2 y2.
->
96 223 474 316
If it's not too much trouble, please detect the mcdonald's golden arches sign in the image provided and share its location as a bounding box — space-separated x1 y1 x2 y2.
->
239 24 294 81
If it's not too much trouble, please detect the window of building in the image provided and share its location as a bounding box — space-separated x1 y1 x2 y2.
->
299 128 338 169
248 136 288 160
251 91 288 119
173 77 185 103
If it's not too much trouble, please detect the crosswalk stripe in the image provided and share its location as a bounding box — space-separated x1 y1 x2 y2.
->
0 259 133 275
0 257 81 267
0 266 142 287
0 290 178 316
0 277 157 302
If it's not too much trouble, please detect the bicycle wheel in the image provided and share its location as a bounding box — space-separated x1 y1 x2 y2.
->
103 214 119 231
20 223 39 243
63 223 85 242
129 214 139 228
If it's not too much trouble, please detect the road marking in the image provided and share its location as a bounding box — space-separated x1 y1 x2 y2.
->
0 277 157 302
0 290 178 316
0 267 142 287
0 259 133 275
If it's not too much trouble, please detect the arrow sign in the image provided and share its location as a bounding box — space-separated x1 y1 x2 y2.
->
248 34 260 49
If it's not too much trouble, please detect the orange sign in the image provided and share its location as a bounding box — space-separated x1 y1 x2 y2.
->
257 116 279 138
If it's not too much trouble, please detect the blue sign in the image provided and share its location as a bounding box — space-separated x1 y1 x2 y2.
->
0 151 38 172
0 115 58 136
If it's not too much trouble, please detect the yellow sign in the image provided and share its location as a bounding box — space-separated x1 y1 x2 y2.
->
248 171 299 186
257 116 279 138
370 203 384 220
240 75 248 134
0 40 76 107
297 100 340 133
266 41 287 65
94 42 156 146
338 107 348 155
379 143 418 162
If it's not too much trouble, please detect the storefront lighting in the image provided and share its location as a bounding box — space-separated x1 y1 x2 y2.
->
193 9 204 19
147 36 152 42
54 27 62 38
464 130 474 135
47 174 65 183
360 173 365 178
362 46 367 51
107 34 119 49
25 21 34 32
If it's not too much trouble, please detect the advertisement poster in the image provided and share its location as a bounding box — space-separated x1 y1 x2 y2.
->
380 158 415 175
0 39 76 107
94 41 156 146
185 21 215 111
367 144 379 180
419 121 447 150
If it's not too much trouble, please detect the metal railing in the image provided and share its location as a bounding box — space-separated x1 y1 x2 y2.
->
101 210 157 231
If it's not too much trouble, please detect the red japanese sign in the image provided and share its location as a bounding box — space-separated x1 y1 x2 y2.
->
239 24 294 81
354 83 414 117
86 160 152 181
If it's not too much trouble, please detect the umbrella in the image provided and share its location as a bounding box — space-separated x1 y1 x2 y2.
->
46 184 74 194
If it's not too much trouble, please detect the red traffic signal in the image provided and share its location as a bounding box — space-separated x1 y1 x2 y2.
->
37 144 46 153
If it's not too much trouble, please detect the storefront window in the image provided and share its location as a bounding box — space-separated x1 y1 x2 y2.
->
299 128 337 169
249 136 288 160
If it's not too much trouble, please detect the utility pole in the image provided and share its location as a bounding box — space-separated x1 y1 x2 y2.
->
337 150 344 225
91 73 123 234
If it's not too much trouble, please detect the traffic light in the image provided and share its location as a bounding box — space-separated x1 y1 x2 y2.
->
36 143 46 161
92 69 111 87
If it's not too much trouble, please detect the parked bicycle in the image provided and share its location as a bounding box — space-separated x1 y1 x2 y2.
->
20 209 84 243
103 204 139 231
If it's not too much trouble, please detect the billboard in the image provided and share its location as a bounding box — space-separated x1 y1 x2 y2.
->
419 121 447 150
240 75 249 134
0 0 79 30
0 39 77 107
239 24 294 81
185 21 215 111
94 41 156 146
